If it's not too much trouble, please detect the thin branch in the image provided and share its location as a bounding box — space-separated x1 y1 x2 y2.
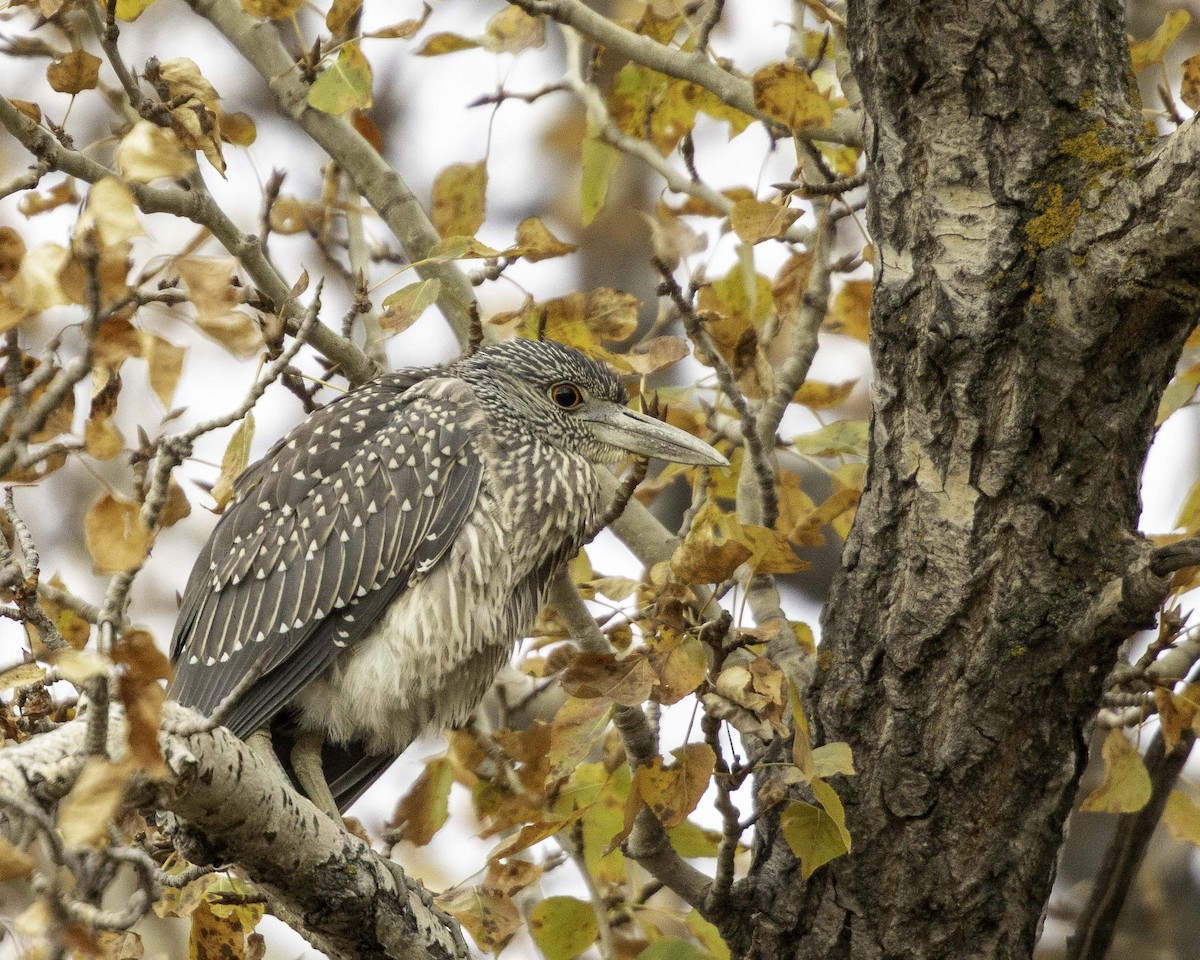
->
510 0 861 146
1150 538 1200 576
0 96 376 386
1065 728 1196 960
182 0 480 348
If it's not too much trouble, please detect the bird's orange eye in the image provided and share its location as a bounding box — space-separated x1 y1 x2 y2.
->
550 383 583 408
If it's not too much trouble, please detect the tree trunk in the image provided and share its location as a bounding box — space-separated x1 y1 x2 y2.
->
735 1 1200 958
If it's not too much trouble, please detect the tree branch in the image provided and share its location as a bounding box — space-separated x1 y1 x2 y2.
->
0 705 468 960
181 0 479 347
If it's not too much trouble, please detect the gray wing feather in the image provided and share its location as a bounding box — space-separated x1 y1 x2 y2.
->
169 373 488 738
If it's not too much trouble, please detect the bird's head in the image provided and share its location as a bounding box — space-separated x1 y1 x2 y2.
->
452 339 728 467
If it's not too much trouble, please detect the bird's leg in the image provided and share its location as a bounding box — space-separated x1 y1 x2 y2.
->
290 730 341 819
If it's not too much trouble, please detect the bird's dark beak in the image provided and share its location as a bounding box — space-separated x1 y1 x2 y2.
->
583 403 729 466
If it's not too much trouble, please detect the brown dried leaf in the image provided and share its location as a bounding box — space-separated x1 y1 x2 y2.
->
84 368 124 461
0 227 26 283
175 257 263 356
78 178 143 248
560 649 656 706
47 50 101 94
326 0 362 32
17 179 78 217
827 280 871 341
156 57 220 104
380 278 441 334
416 32 481 56
84 493 152 573
483 858 543 898
1183 52 1200 110
0 835 34 882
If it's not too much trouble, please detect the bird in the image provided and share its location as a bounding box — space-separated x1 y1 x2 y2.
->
168 337 727 815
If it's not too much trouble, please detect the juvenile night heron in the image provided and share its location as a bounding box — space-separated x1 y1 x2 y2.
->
169 338 726 815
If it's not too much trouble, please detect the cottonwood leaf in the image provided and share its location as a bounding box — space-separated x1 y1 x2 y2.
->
325 0 362 33
636 938 709 960
827 280 871 341
792 420 868 458
1080 729 1151 813
560 649 656 706
240 0 303 18
437 886 521 953
308 42 373 114
529 897 598 960
484 7 544 53
686 910 731 960
116 121 197 183
1156 362 1200 425
416 32 481 56
366 4 431 39
58 758 134 848
47 50 101 94
512 216 576 261
730 198 801 244
114 0 157 19
1129 9 1190 71
85 493 152 573
668 819 720 857
483 859 543 898
632 743 715 829
581 136 618 225
1182 52 1200 110
189 899 245 960
794 379 856 410
431 161 488 240
752 62 833 130
671 501 752 584
381 278 441 334
548 696 613 782
389 756 454 845
613 335 690 375
212 414 255 512
1163 790 1200 846
780 779 851 878
141 332 186 409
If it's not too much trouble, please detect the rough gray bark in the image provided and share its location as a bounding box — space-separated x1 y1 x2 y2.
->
727 2 1200 959
0 706 467 960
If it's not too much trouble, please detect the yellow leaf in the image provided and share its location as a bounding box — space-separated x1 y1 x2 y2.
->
78 178 143 248
46 648 110 685
175 257 263 356
780 780 851 879
633 743 715 829
1157 362 1200 425
212 413 255 511
307 41 373 114
811 742 855 779
730 198 801 244
113 0 157 20
1163 790 1200 846
240 0 303 18
47 50 101 95
512 216 576 262
1080 729 1152 813
484 7 544 53
1175 476 1200 534
0 835 34 882
752 62 833 131
156 57 221 105
792 420 868 458
0 662 45 692
366 4 432 39
1129 9 1191 71
189 899 246 960
529 896 598 960
380 278 441 334
431 160 487 240
1182 52 1200 110
612 335 689 375
437 887 521 954
58 758 134 848
142 332 185 409
827 279 871 341
116 121 197 183
793 379 856 410
686 910 730 960
670 500 752 584
548 696 613 782
388 756 454 845
416 32 481 56
581 136 618 225
84 493 152 573
17 179 77 218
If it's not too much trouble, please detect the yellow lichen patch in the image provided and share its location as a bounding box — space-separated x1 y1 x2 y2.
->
1025 184 1081 251
1059 128 1128 172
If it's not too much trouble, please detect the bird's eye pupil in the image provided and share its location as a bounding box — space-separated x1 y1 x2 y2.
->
551 383 583 408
